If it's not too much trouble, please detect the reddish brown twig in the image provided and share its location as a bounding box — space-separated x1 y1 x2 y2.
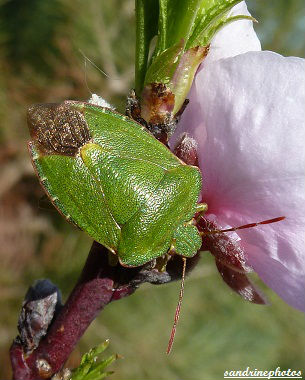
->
10 241 195 379
10 242 138 380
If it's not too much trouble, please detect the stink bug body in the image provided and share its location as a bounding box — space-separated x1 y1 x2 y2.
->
28 101 206 267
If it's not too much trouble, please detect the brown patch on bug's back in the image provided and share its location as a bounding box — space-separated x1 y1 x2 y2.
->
27 103 91 156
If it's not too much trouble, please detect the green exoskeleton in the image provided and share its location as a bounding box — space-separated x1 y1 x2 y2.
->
27 101 207 267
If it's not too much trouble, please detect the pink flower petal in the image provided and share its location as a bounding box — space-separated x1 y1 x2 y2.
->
245 243 305 311
173 51 305 311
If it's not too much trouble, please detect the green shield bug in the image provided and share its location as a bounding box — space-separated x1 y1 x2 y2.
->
27 100 285 354
27 100 207 267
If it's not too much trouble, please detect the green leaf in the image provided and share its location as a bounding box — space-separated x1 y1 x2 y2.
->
135 0 159 94
80 340 110 365
199 14 258 46
169 45 209 115
135 0 251 108
186 0 243 49
155 0 203 54
70 340 119 380
144 40 184 85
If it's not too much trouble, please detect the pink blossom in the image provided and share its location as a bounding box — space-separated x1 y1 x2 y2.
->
172 2 305 311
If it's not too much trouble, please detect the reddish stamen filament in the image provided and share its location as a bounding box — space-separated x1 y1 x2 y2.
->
201 216 285 235
166 256 187 355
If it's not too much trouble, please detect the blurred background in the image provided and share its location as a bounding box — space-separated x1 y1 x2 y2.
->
0 0 304 378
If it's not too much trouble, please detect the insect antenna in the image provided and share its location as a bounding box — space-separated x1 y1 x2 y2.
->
79 49 111 78
79 49 114 96
166 256 187 355
200 216 285 235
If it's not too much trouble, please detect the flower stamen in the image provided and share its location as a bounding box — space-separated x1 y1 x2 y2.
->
200 216 285 236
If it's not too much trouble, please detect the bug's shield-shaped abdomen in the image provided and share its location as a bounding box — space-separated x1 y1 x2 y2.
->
28 103 91 156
